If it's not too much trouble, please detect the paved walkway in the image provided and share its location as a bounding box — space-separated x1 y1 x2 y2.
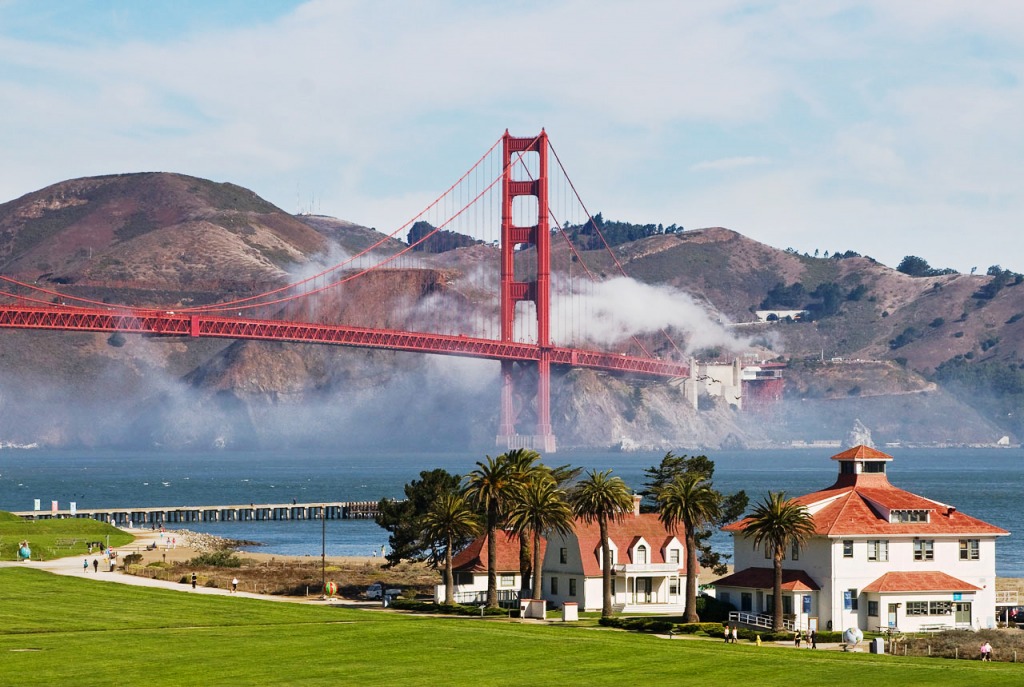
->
1 530 373 608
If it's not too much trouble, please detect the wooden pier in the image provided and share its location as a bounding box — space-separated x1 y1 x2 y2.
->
11 500 381 526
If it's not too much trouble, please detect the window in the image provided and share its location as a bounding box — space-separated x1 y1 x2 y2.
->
867 540 889 561
907 601 953 616
891 509 928 523
741 592 752 612
568 578 577 597
550 577 558 595
668 548 680 564
863 461 886 473
844 589 858 611
782 595 793 615
868 601 879 617
636 544 648 565
791 542 800 561
669 577 680 595
559 547 567 564
719 591 730 605
843 540 854 558
500 574 514 587
913 539 934 561
960 539 980 561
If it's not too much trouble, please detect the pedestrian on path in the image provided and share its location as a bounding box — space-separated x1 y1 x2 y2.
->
724 625 731 642
810 629 818 649
92 558 98 573
83 559 89 573
731 626 738 644
191 572 197 589
231 577 238 593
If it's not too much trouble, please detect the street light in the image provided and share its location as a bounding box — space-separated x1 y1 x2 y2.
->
320 504 326 599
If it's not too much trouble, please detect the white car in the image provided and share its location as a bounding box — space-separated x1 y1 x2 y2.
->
365 583 401 600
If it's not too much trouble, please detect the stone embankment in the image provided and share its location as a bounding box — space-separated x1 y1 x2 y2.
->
175 529 259 553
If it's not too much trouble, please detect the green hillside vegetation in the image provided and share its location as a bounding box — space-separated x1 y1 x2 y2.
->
0 513 132 560
0 567 1016 687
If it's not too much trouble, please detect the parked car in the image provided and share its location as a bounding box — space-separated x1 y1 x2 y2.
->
365 583 401 600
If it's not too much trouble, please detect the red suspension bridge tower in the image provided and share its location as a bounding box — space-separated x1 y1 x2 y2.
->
497 130 556 452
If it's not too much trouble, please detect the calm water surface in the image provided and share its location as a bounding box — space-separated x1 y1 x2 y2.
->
1 448 1021 576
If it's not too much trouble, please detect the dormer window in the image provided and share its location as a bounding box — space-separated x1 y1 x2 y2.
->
890 509 929 523
636 544 648 565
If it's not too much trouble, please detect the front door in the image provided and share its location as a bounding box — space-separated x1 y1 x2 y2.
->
636 577 652 603
888 604 899 628
955 602 972 626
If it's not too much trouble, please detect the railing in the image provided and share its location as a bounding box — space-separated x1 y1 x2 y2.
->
612 562 680 574
729 610 794 631
995 590 1018 605
451 590 520 609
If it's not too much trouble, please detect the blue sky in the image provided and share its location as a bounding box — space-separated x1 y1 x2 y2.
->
1 0 1021 273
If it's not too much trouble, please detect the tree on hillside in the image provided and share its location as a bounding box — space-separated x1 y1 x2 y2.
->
569 469 634 617
897 255 957 277
741 492 817 631
464 451 528 608
375 469 462 567
423 491 481 605
641 452 747 577
655 473 721 623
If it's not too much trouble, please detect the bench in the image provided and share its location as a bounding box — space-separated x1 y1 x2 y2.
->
54 538 79 549
918 624 952 633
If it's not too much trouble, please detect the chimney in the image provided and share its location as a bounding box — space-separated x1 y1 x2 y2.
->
632 494 642 517
946 506 956 517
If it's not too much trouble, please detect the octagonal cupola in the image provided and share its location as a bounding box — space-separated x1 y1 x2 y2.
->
830 444 893 486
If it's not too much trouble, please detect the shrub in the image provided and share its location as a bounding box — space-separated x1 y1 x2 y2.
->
122 553 143 566
189 550 243 568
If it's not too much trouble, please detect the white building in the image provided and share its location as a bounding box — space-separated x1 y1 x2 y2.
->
542 496 688 613
432 531 532 607
714 445 1008 633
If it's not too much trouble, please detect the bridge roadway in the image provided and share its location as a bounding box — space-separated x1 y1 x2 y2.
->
12 501 381 526
0 305 691 378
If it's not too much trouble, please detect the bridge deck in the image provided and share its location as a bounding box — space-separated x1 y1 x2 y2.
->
12 501 382 524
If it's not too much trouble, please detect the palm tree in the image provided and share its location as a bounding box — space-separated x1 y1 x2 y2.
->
505 474 574 600
498 449 543 595
423 491 481 605
656 473 722 623
569 469 634 617
463 452 525 608
742 491 817 631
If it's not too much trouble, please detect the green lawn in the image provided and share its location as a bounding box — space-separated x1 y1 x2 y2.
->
1 568 1020 686
0 515 133 560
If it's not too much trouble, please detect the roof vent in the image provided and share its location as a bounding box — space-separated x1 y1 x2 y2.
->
946 506 956 516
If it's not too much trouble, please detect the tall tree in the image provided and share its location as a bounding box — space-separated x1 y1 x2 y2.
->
742 491 817 631
375 469 462 567
496 449 543 597
506 474 574 600
569 469 634 618
655 473 722 623
422 491 481 605
463 451 527 608
642 452 747 576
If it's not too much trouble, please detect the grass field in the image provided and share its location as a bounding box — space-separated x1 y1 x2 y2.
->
1 567 1020 686
0 514 133 560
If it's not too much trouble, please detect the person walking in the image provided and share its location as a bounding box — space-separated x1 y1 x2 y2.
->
810 629 818 649
794 629 802 648
83 559 89 573
191 572 197 589
731 626 738 644
724 625 731 642
92 558 98 573
231 577 238 593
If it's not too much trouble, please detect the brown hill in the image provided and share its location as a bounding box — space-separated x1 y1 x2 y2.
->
0 174 1018 450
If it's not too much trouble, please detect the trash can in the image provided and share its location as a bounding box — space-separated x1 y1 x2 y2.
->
869 637 885 654
562 602 578 622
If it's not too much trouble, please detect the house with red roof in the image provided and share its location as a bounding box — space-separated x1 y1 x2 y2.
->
432 531 537 607
714 446 1009 633
541 495 688 613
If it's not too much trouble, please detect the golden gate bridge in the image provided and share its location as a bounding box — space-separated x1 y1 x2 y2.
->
0 131 692 452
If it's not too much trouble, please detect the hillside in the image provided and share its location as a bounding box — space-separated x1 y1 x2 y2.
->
0 174 1019 450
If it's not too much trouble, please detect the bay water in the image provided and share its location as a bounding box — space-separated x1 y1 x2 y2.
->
1 447 1021 577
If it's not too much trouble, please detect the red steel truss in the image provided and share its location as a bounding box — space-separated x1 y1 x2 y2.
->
0 305 691 377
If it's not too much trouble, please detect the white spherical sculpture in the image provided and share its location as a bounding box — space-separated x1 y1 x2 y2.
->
843 627 864 645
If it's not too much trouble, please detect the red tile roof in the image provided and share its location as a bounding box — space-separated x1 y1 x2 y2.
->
861 571 981 593
451 531 544 574
723 445 1008 537
712 566 820 591
570 512 686 578
830 445 893 461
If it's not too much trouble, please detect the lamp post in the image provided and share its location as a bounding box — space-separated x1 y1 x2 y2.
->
320 504 326 599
